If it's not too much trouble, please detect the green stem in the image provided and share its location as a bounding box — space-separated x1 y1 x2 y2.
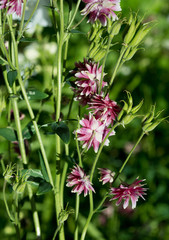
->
7 16 54 188
107 46 127 92
60 144 69 208
114 132 145 182
3 56 42 239
17 0 40 41
93 194 108 214
74 194 80 240
99 34 114 94
81 122 120 240
67 0 81 30
54 0 65 239
3 180 15 222
17 0 27 41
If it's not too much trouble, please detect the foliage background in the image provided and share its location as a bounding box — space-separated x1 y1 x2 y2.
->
0 0 169 239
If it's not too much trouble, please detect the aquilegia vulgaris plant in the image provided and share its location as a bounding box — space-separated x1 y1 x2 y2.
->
0 1 168 240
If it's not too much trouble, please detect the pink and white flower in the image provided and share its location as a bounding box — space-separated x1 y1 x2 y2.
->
88 94 121 126
98 168 115 184
110 178 147 209
66 165 95 196
76 114 114 153
71 59 107 106
0 0 23 16
81 0 121 26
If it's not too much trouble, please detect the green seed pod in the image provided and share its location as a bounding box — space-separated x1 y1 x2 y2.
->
126 91 133 113
110 21 122 37
142 122 152 132
131 99 144 114
107 17 113 34
89 44 100 58
125 47 138 61
16 182 26 194
130 26 152 47
88 41 95 53
122 114 136 125
94 29 104 43
124 19 136 44
128 12 133 25
94 49 106 61
117 109 124 121
122 47 131 60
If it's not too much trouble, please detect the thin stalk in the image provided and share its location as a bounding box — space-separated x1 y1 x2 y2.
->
107 45 127 93
99 34 114 94
81 122 120 240
17 0 40 41
67 0 81 30
3 63 42 239
114 132 145 182
60 144 69 208
3 180 15 222
74 194 80 240
17 0 27 41
67 94 75 120
7 16 54 188
54 0 65 239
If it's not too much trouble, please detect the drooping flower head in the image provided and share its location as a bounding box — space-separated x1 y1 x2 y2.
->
110 178 147 209
98 168 115 184
75 113 115 153
88 94 121 126
81 0 121 26
0 0 23 16
70 59 107 106
66 165 95 196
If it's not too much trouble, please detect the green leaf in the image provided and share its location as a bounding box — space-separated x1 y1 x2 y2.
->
20 169 44 179
51 122 70 144
22 122 36 139
36 181 52 195
41 121 70 144
26 89 48 100
70 29 86 35
7 70 17 87
0 128 17 141
39 151 49 182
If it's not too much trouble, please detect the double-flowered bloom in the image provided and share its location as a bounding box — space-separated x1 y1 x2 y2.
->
76 113 115 153
98 168 115 184
0 0 23 16
81 0 121 26
71 59 107 106
66 165 95 196
88 94 121 126
110 178 147 209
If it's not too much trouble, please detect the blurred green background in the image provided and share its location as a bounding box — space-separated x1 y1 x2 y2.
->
0 0 169 239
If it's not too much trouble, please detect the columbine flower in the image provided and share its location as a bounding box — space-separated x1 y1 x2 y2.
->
110 178 147 209
88 94 121 126
66 165 95 196
0 0 23 16
71 59 107 106
98 168 115 184
76 113 114 153
81 0 121 26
